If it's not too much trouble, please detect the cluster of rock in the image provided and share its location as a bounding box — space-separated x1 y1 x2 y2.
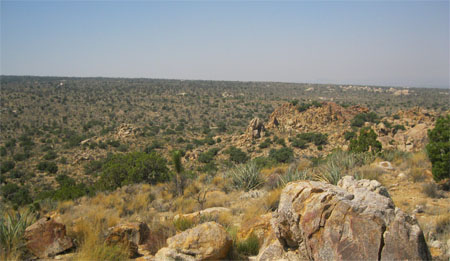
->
265 102 368 132
23 177 434 260
260 176 431 260
375 107 437 152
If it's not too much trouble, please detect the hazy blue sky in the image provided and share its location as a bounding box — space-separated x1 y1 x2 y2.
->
1 1 449 88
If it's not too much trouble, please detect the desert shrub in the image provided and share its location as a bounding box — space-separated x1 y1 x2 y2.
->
38 175 94 201
253 156 277 169
37 161 58 173
393 124 406 131
225 147 249 164
98 151 169 191
353 165 384 181
228 161 262 191
235 233 259 257
258 138 271 149
1 184 32 207
13 152 30 162
349 127 382 153
269 147 294 163
0 209 37 260
173 217 194 232
344 131 356 141
409 167 426 183
426 115 450 182
84 159 104 175
0 147 6 156
294 132 327 146
422 183 441 198
434 213 450 236
351 112 379 127
198 148 220 164
1 160 15 174
380 150 411 162
290 138 308 149
43 150 57 160
296 101 322 112
107 139 121 148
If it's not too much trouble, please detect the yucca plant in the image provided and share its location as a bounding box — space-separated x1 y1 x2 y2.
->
228 161 263 191
314 160 343 185
277 163 312 187
0 208 36 260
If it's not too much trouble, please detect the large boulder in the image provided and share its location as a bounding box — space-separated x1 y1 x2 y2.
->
268 176 431 260
24 216 73 258
105 221 150 257
155 222 232 260
246 117 265 139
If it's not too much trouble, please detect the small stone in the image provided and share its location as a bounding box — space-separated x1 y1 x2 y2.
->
430 240 441 249
398 173 407 180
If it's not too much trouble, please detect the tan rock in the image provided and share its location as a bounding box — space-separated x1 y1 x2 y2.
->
269 176 431 260
105 221 150 257
24 216 73 258
155 222 232 260
174 207 231 223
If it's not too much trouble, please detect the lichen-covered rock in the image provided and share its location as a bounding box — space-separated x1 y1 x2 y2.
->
105 221 150 257
154 222 232 260
269 176 431 260
24 216 73 258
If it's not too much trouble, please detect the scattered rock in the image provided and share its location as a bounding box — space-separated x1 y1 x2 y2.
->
105 222 150 257
398 173 407 180
413 204 425 214
24 216 73 258
154 222 232 260
378 161 394 170
430 240 441 249
269 176 431 260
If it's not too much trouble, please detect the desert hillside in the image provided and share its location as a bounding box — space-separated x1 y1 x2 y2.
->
1 76 449 260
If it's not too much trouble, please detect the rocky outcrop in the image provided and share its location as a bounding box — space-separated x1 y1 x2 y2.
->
266 102 368 132
393 123 429 152
105 222 150 257
155 222 232 260
267 176 431 260
246 118 265 139
24 216 73 258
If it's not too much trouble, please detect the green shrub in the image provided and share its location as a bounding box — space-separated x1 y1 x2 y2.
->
259 138 272 149
344 131 356 141
225 147 249 164
98 151 169 191
0 147 6 157
296 132 327 146
351 112 380 127
1 184 32 207
349 127 382 153
236 233 259 257
426 115 450 182
393 124 406 131
37 161 58 173
1 160 15 174
269 147 294 163
198 148 220 164
43 150 57 160
173 217 194 231
228 161 262 191
297 101 322 112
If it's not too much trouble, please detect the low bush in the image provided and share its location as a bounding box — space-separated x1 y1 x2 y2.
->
173 217 194 232
269 147 294 163
349 127 382 153
225 147 249 164
422 183 441 198
98 151 169 191
235 233 259 257
1 184 32 207
37 161 58 174
351 112 380 127
1 160 15 174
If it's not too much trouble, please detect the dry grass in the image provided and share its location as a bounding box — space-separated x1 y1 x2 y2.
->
409 167 426 183
353 165 384 181
422 183 441 198
263 188 282 211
